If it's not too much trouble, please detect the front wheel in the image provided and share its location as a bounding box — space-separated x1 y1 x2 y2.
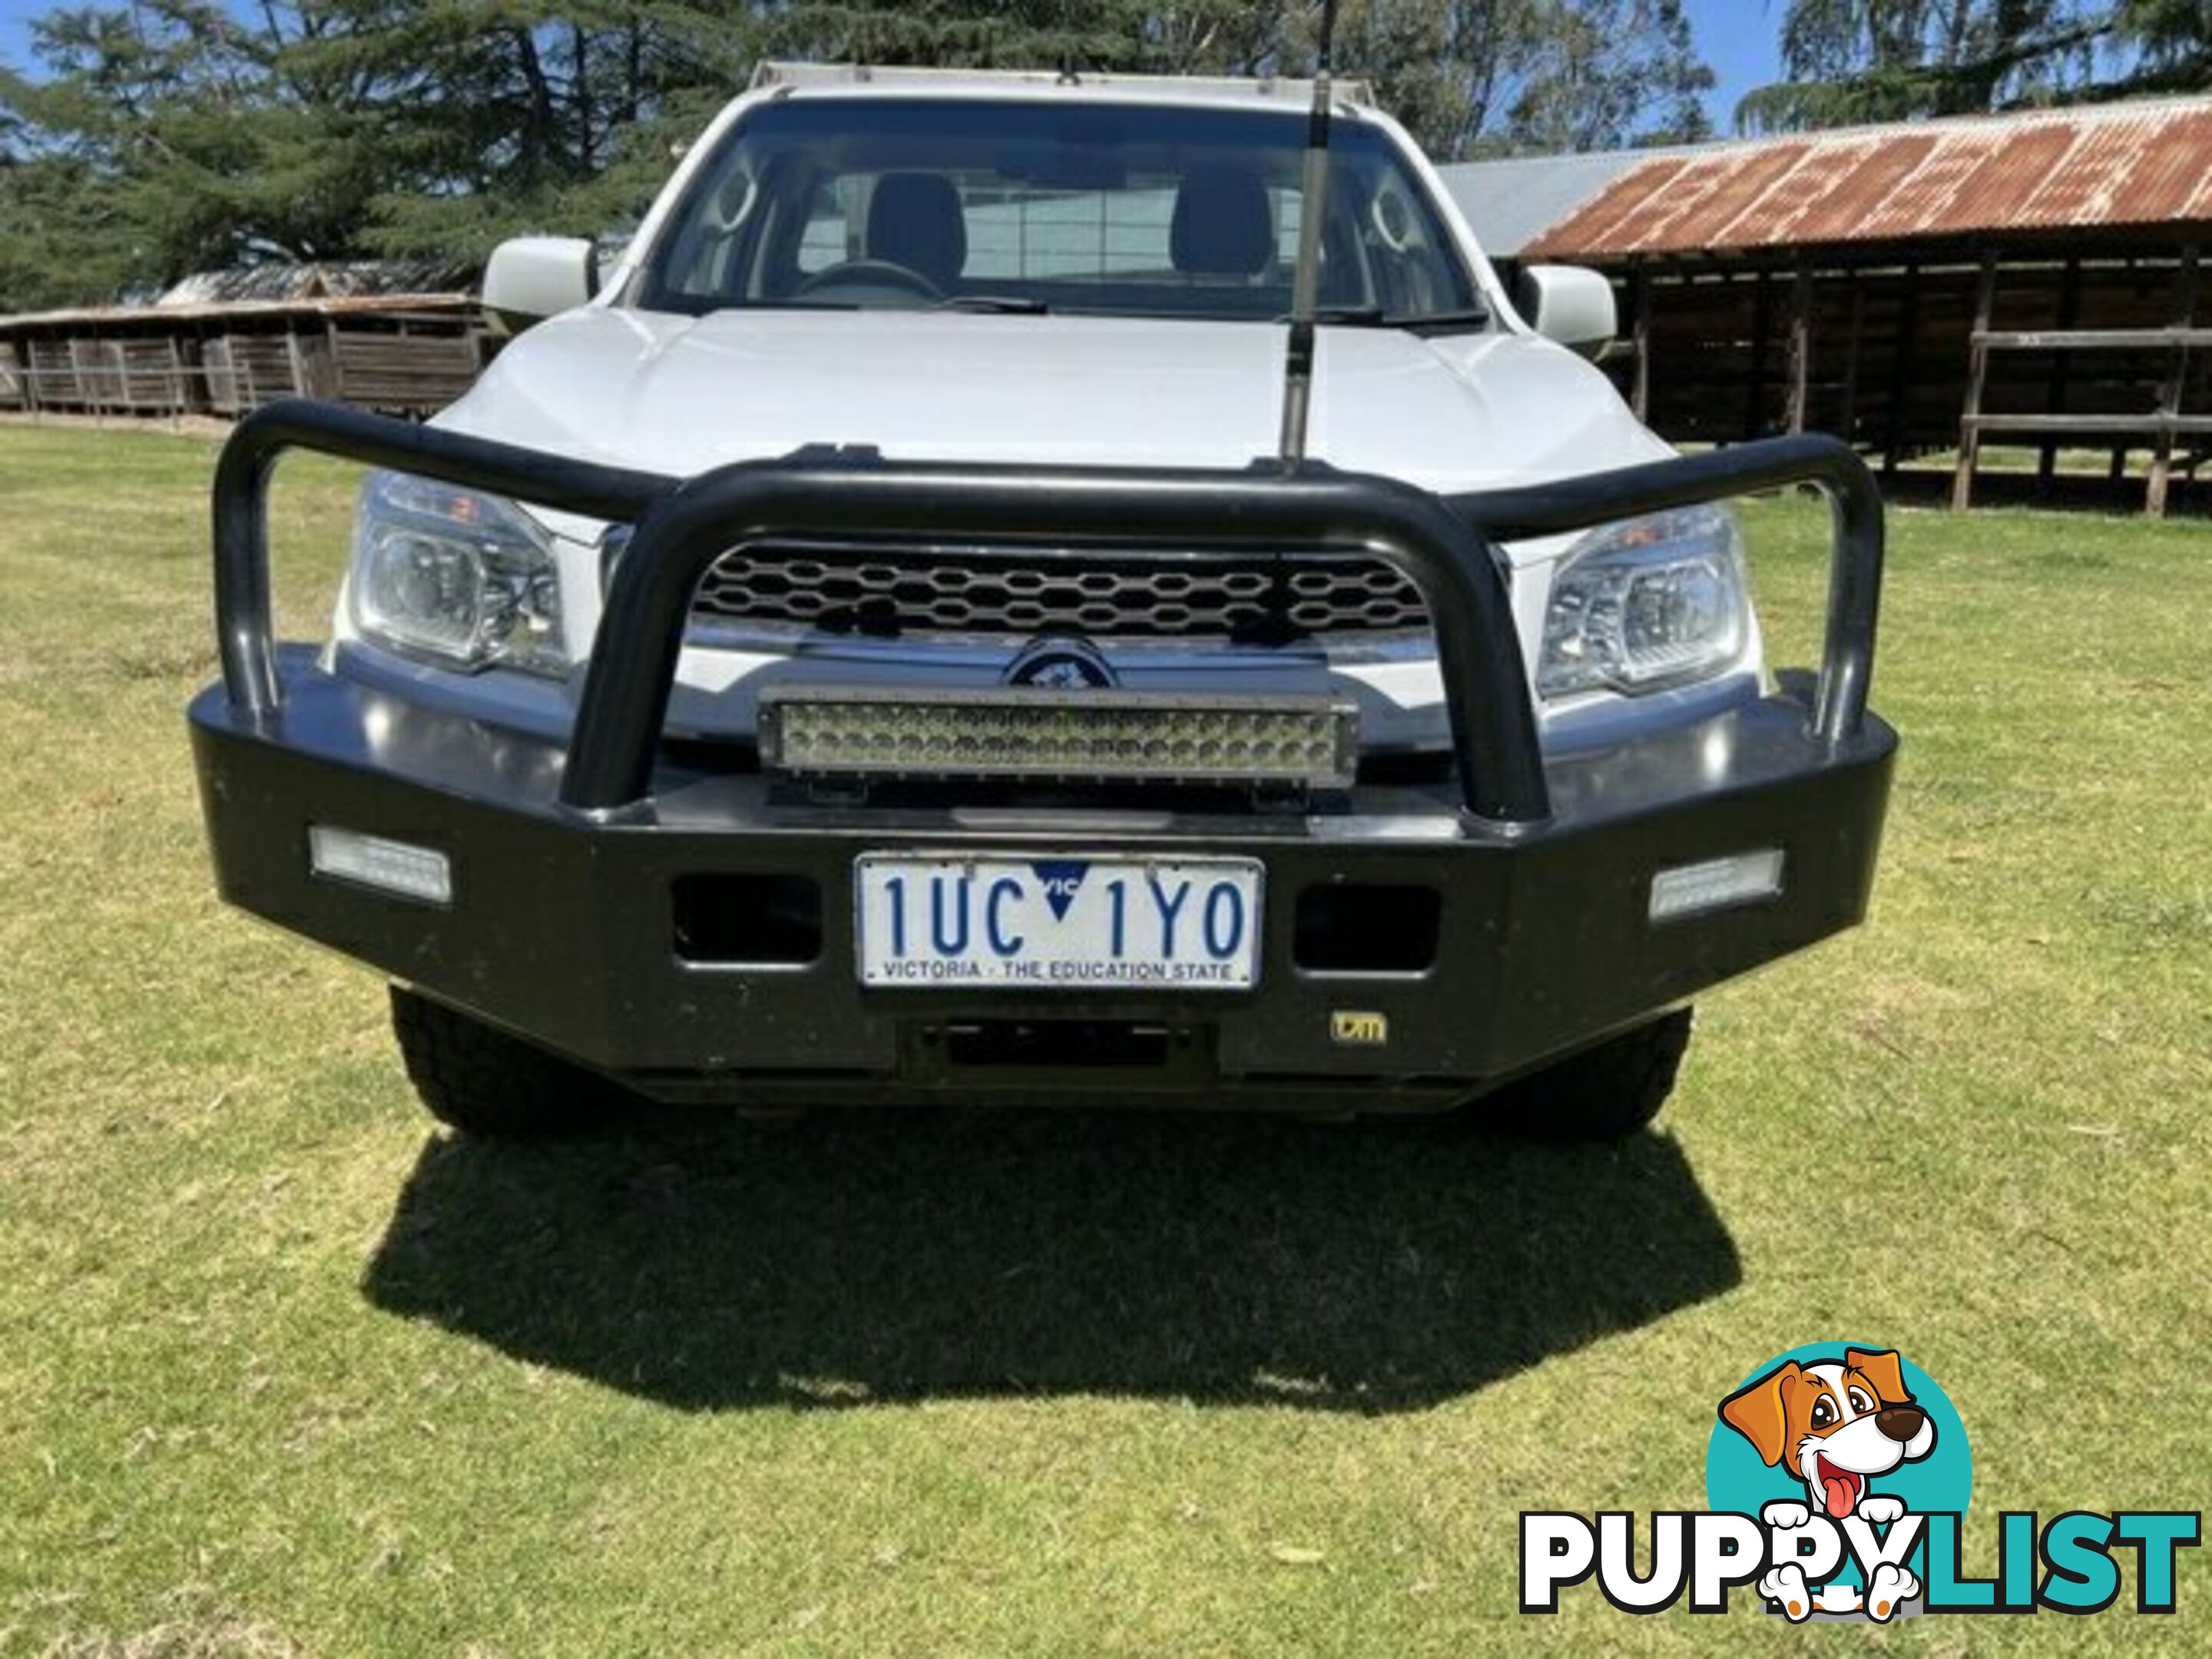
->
390 986 621 1138
1479 1009 1694 1141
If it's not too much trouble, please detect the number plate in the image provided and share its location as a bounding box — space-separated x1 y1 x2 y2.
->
856 854 1263 990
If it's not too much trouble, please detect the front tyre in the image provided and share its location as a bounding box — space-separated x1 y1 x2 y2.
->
390 986 620 1138
1481 1009 1694 1141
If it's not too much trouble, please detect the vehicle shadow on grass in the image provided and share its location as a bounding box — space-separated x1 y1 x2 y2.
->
361 1108 1738 1413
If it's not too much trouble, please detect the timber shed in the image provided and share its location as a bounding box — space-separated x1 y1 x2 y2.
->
0 261 488 422
1442 97 2212 514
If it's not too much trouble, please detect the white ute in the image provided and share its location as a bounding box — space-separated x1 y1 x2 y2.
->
190 63 1895 1140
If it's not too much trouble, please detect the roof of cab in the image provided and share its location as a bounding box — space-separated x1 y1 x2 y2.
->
747 61 1376 113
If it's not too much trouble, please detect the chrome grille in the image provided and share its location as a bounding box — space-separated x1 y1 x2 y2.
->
688 545 1429 639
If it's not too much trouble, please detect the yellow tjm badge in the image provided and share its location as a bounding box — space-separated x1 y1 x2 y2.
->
1330 1011 1388 1046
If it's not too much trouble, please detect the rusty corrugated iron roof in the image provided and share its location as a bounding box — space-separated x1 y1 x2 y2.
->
157 257 478 307
1438 151 1657 256
0 293 476 332
1525 95 2212 259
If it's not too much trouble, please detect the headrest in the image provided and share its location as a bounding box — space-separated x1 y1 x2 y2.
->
1170 165 1277 277
866 172 969 289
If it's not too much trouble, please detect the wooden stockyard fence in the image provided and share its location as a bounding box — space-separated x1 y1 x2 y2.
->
1951 246 2203 512
0 293 490 421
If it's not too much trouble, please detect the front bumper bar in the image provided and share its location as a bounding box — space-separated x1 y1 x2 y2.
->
193 401 1893 1107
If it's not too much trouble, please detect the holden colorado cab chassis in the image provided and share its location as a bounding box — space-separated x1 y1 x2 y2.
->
190 401 1889 1136
187 68 1892 1139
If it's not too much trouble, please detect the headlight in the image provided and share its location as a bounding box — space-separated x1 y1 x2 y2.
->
1538 505 1750 699
348 470 566 676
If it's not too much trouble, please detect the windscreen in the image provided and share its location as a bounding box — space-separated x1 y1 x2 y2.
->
634 97 1480 324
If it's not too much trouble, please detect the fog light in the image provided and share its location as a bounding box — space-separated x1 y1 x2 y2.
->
759 687 1358 788
308 826 452 906
1648 849 1784 922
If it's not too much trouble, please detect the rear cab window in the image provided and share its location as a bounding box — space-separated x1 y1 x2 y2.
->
635 95 1480 324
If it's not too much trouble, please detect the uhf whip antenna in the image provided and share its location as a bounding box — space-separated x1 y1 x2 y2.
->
1277 0 1339 468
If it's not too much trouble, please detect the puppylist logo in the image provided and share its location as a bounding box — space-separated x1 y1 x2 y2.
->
1522 1343 2199 1621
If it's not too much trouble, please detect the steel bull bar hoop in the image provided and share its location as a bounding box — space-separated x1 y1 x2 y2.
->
209 401 1881 823
209 400 1545 823
565 453 1545 822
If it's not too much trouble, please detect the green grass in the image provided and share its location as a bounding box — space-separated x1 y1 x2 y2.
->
2 424 2208 1655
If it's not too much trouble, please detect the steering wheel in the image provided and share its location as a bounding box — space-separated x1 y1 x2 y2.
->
790 259 944 305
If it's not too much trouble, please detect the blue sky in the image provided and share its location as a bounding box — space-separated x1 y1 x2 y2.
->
2 0 43 72
1681 0 1786 133
2 0 1786 141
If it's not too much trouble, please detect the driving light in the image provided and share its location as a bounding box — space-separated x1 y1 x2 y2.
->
759 687 1359 788
1539 505 1750 698
1648 849 1784 922
308 826 453 906
349 470 566 676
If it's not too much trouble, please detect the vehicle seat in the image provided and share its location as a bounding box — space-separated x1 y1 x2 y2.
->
866 173 969 289
1170 165 1277 279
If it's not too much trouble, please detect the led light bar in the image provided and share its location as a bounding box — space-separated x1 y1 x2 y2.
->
308 825 453 906
758 687 1359 789
1648 848 1785 922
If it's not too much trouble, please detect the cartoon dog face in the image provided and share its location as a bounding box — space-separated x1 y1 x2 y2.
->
1720 1348 1936 1520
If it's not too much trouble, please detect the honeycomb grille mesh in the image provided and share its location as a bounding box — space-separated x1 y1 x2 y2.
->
689 545 1429 639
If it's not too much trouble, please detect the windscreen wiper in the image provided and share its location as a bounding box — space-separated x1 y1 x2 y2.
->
933 294 1051 315
1303 304 1491 336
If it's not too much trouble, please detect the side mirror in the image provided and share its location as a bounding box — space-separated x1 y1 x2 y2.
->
483 237 598 330
1517 264 1617 359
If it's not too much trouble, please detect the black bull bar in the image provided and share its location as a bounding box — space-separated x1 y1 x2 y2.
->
196 398 1892 1101
212 399 1885 826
